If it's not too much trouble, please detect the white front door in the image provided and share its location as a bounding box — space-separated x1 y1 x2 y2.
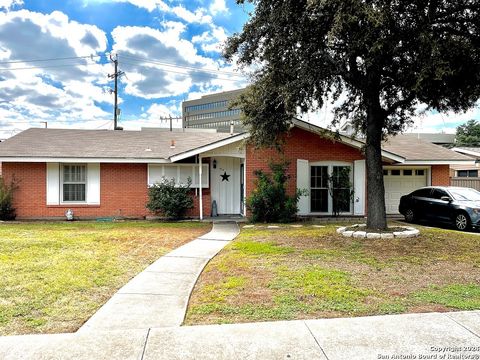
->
211 157 242 214
384 168 427 214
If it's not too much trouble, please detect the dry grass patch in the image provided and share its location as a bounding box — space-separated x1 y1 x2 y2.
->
185 223 480 325
0 221 210 335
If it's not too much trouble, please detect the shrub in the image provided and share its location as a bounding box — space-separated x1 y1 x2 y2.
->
0 176 17 220
146 177 194 219
247 161 304 223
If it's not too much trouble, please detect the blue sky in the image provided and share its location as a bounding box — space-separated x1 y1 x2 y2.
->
0 0 251 137
0 0 478 138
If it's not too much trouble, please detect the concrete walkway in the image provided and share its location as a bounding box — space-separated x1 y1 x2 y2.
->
79 222 240 332
1 311 478 359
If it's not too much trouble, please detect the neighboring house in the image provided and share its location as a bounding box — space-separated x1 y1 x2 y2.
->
450 147 480 190
0 119 473 220
451 147 480 177
182 88 244 132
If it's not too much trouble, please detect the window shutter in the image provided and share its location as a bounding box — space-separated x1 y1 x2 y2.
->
354 160 366 215
297 159 309 215
46 163 60 205
87 163 100 205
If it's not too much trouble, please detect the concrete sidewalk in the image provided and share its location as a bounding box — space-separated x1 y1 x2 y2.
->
1 311 478 360
79 222 240 332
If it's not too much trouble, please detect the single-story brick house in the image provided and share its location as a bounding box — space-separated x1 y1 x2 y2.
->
0 119 473 220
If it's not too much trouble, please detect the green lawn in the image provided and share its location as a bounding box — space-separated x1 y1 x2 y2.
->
185 223 480 325
0 221 210 335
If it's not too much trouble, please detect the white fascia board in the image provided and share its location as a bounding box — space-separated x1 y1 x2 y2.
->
401 160 476 165
169 134 248 162
291 119 405 163
0 157 171 164
451 147 480 158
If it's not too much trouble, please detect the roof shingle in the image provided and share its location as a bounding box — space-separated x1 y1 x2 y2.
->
0 128 237 160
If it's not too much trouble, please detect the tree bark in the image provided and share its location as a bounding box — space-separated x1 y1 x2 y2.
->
365 97 388 230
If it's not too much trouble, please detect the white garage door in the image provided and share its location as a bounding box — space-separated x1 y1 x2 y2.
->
384 169 427 214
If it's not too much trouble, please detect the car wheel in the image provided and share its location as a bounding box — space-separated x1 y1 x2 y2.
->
404 208 415 223
455 212 471 231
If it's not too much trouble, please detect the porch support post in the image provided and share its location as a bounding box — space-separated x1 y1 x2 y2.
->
199 156 203 220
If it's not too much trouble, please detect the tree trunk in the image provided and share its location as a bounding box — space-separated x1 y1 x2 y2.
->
365 99 388 230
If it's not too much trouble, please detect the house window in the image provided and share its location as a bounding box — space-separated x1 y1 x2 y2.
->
310 164 352 213
403 170 412 176
62 164 86 202
391 170 401 176
332 166 352 213
415 169 425 176
310 166 329 212
457 170 478 177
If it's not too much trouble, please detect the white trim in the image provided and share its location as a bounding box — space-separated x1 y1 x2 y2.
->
309 162 354 215
296 159 310 215
148 163 209 188
86 163 100 205
60 163 88 204
199 156 203 220
383 165 431 169
0 157 170 164
452 147 480 158
353 160 365 216
401 160 475 165
242 158 247 217
169 134 247 162
46 163 60 205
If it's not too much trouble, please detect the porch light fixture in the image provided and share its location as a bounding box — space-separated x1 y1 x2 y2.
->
213 159 217 169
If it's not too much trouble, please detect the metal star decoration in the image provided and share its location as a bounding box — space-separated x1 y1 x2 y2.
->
220 171 230 182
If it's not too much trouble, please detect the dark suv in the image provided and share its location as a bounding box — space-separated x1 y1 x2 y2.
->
399 186 480 231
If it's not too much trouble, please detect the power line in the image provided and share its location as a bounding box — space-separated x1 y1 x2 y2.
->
0 55 100 65
120 60 245 82
118 53 245 77
0 62 101 71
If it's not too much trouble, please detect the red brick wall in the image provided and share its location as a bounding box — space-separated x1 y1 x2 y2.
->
1 163 150 219
2 162 210 219
431 165 451 186
245 127 365 197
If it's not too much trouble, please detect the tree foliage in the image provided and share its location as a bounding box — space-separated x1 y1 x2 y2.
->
456 120 480 146
146 178 194 220
226 0 480 229
247 161 303 223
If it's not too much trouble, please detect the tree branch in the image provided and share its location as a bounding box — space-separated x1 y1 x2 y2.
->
385 93 416 116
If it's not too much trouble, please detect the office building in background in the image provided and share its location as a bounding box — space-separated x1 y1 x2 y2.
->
182 88 244 132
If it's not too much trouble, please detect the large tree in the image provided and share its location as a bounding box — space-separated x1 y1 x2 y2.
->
456 120 480 146
225 0 480 229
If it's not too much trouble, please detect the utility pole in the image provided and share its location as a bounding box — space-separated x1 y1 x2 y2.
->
159 115 182 132
108 54 124 130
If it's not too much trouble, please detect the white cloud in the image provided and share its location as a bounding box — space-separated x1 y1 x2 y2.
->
171 5 212 24
111 21 245 99
112 0 169 12
209 0 228 16
0 10 111 133
192 24 227 53
112 0 213 24
407 105 480 134
0 0 22 11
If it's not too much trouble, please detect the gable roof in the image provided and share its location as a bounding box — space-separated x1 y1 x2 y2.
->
293 119 472 164
0 128 242 163
0 123 473 165
452 147 480 159
383 134 472 164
